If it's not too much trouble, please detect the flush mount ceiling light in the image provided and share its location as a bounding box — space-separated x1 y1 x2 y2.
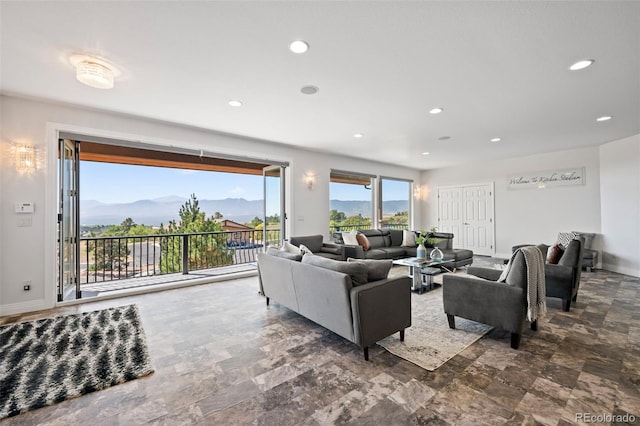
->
301 85 319 95
569 59 594 71
289 40 309 54
421 151 430 155
596 115 612 122
429 107 444 114
228 100 243 107
69 54 121 89
490 138 502 142
353 133 364 138
438 136 451 141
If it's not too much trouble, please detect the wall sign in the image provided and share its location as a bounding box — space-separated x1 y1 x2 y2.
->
507 167 585 189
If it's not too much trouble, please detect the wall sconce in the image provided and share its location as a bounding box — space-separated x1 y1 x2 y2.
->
13 144 37 175
413 184 430 201
304 173 316 190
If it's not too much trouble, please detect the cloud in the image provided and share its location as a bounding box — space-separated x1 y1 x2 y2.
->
229 186 246 195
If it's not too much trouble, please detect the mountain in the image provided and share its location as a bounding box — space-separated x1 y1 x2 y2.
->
79 197 408 226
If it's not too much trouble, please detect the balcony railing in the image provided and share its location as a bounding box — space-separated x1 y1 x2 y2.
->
81 229 277 284
329 222 408 234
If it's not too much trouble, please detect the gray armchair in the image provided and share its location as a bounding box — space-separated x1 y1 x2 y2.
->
443 250 540 349
289 235 346 260
545 237 584 311
512 238 584 311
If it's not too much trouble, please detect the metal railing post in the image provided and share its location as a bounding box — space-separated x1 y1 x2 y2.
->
182 234 189 274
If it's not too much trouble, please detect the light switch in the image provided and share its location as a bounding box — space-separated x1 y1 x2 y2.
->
15 202 34 213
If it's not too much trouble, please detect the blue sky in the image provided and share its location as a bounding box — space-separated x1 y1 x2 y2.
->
81 161 410 203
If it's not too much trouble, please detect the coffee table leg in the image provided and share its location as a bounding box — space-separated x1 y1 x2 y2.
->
410 266 423 293
424 274 434 290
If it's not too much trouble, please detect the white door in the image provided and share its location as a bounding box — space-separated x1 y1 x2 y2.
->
437 187 463 247
437 183 494 255
462 185 493 256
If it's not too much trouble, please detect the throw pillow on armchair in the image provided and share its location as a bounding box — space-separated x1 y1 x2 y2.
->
547 244 564 264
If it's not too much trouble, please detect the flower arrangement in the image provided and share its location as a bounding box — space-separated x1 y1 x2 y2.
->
415 226 441 247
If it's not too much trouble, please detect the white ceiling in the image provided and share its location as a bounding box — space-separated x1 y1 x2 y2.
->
1 1 639 170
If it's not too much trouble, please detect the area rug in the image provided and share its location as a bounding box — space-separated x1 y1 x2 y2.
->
378 270 493 371
0 304 154 419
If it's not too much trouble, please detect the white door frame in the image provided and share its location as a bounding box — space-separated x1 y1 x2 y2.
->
436 182 495 256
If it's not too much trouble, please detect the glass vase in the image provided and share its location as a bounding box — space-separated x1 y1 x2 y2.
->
430 247 444 261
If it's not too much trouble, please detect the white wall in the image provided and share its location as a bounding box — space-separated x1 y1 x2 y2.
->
421 146 602 259
599 134 640 277
0 95 420 315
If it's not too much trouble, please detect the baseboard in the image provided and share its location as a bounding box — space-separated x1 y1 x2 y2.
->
601 263 640 278
0 299 50 317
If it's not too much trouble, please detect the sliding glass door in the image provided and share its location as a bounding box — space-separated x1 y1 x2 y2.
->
263 165 286 248
58 139 81 301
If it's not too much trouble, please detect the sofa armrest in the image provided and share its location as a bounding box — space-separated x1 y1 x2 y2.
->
467 266 503 281
350 276 412 347
443 274 525 333
344 244 365 259
320 243 344 256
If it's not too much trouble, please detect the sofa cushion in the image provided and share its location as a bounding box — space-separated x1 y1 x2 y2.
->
402 230 417 247
380 247 407 259
547 244 564 264
302 254 368 286
356 233 371 251
556 232 577 249
363 249 388 260
281 241 301 254
342 230 359 246
347 258 393 281
267 247 302 261
387 229 403 247
299 244 314 255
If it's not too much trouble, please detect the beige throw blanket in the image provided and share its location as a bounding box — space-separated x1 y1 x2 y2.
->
498 246 547 322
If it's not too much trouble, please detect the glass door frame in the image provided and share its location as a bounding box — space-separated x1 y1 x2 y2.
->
57 138 81 301
263 165 287 249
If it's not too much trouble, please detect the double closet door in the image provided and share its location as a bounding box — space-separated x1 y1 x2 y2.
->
437 183 494 256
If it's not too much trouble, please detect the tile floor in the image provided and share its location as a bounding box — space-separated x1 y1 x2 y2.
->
1 265 639 425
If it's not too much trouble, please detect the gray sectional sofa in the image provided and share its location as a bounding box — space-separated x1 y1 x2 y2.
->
257 250 411 360
336 228 474 269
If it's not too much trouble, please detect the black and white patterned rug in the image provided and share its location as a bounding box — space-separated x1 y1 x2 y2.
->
0 304 154 419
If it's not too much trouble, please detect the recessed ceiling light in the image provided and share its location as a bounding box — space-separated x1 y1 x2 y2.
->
438 136 451 141
429 107 444 114
422 152 430 155
490 138 502 142
301 85 319 95
596 116 612 122
353 133 364 138
569 59 594 71
69 54 121 89
228 100 243 107
289 40 309 54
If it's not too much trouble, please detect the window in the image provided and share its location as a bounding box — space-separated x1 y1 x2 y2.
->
379 177 411 230
329 169 375 234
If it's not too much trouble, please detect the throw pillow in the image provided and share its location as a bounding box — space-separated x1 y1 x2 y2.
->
267 247 303 261
302 255 368 286
347 258 392 281
332 232 345 245
299 244 314 255
356 233 371 251
547 244 564 264
342 230 359 246
556 232 577 249
401 229 417 247
573 231 595 250
281 241 301 254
